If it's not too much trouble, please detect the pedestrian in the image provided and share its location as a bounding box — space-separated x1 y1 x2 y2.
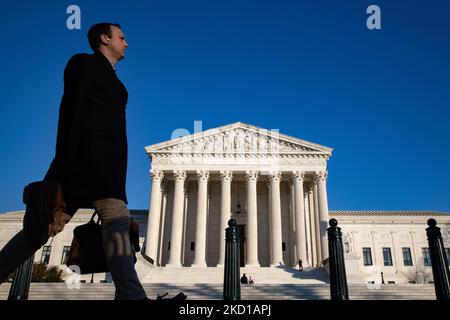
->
240 273 248 284
298 259 303 272
0 23 148 300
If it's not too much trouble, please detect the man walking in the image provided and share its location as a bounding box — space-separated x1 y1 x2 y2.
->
0 23 148 300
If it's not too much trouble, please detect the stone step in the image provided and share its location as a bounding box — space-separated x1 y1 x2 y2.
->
0 287 434 291
0 283 435 289
136 263 330 284
0 283 436 300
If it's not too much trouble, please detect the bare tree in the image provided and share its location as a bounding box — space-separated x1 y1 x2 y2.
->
401 266 433 284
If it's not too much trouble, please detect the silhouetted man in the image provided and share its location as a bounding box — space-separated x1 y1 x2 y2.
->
298 259 303 272
0 23 147 300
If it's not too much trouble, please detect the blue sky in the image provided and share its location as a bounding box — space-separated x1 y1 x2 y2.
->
0 0 449 213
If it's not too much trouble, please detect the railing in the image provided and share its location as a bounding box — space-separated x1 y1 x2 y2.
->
223 219 241 300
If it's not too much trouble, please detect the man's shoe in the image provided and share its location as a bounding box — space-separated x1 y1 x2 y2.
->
157 292 169 300
171 292 187 300
156 292 187 300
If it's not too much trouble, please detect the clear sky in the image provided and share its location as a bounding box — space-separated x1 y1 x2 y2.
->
0 0 449 213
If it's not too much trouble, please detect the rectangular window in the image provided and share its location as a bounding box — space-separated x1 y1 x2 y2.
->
383 247 393 266
402 247 413 266
388 281 395 284
168 241 171 251
191 242 195 251
41 246 52 265
363 247 373 266
445 248 450 266
422 248 431 266
282 242 286 251
61 246 71 265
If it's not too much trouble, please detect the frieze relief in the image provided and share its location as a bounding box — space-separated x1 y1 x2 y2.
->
343 233 353 253
157 129 319 154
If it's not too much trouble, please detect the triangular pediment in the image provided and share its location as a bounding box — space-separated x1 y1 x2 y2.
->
145 122 332 155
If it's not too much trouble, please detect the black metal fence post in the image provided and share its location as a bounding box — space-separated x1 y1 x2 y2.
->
8 184 39 301
223 219 240 300
426 219 450 300
8 254 34 300
327 218 349 300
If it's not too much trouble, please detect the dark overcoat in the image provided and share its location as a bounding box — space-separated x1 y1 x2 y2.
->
45 51 128 207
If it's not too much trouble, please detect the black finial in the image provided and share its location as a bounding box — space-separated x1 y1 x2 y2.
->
228 219 237 227
427 219 437 227
329 218 338 227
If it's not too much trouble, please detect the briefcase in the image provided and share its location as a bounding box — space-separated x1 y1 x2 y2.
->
66 212 107 274
66 212 139 274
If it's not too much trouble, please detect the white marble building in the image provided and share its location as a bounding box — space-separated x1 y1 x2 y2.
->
0 122 449 285
144 122 333 269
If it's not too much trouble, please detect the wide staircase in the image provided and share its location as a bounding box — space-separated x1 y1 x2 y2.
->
0 259 436 300
0 282 436 300
138 265 330 284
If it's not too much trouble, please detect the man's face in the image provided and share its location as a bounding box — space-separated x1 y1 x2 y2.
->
105 25 128 60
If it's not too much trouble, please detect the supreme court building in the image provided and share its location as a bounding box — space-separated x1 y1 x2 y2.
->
144 122 332 269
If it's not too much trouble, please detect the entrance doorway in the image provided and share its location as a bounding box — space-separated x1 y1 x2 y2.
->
237 224 246 267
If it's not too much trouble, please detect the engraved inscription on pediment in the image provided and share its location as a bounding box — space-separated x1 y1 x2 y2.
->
160 128 317 153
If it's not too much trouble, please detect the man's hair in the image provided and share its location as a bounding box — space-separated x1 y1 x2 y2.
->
87 23 121 51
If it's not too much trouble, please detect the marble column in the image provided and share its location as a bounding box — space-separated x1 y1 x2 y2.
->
304 189 312 266
288 181 296 265
313 181 323 263
266 181 272 264
145 170 164 264
307 185 318 267
167 170 187 267
181 188 189 265
269 171 284 267
245 170 260 267
158 183 168 266
315 171 330 262
293 171 308 267
192 170 209 267
217 170 232 267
